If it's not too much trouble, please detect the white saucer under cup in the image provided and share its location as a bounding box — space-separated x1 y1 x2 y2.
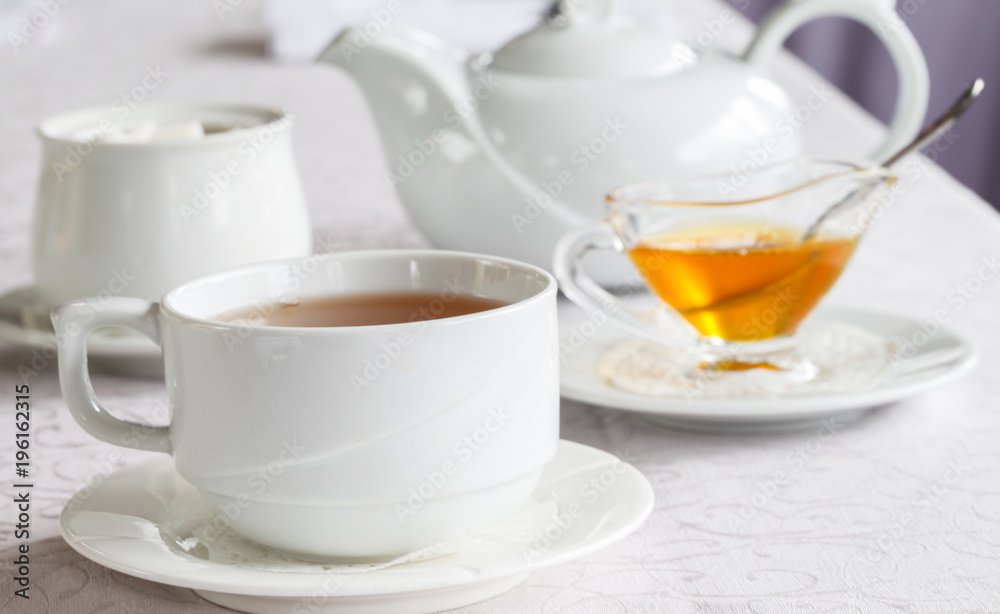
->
558 298 977 432
60 440 654 614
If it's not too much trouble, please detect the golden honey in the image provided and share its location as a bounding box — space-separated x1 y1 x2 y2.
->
628 225 857 342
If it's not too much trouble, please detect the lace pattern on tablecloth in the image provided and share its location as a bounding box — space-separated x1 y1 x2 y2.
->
598 322 893 398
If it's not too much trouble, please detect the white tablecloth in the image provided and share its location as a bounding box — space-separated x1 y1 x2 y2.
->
2 1 999 612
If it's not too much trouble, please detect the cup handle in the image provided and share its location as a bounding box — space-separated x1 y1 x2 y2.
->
553 224 691 348
744 0 930 162
51 298 171 454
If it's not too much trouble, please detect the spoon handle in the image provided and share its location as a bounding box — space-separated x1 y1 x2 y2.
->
883 78 985 168
802 78 985 242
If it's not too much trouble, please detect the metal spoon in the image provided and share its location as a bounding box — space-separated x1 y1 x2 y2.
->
802 78 985 241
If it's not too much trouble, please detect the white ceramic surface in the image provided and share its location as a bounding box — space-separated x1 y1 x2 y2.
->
33 102 313 311
52 250 561 560
317 0 928 281
559 298 978 431
60 440 655 614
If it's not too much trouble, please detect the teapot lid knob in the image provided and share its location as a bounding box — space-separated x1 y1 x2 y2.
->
548 0 615 26
488 0 691 79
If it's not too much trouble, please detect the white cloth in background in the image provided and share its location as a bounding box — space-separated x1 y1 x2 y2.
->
263 0 546 62
1 0 64 52
262 0 690 62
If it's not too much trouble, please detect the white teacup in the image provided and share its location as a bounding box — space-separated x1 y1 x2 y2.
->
31 102 312 323
52 251 560 560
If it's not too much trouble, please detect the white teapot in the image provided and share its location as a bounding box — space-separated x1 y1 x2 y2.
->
320 0 928 281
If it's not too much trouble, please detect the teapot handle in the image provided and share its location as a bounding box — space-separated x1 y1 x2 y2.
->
745 0 929 162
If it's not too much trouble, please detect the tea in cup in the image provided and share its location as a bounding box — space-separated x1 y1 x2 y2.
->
52 251 559 560
554 157 892 376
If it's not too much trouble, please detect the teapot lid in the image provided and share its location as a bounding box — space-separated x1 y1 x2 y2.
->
486 0 692 79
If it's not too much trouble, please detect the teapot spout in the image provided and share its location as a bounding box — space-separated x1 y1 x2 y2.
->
318 26 591 270
319 27 590 229
318 27 474 158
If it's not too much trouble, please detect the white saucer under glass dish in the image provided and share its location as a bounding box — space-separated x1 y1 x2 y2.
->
60 440 654 614
0 286 161 377
558 297 977 432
